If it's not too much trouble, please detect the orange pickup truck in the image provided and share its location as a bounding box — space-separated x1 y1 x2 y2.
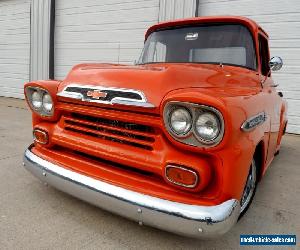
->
23 16 287 238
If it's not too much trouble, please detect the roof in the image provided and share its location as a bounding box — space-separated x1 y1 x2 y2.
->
145 16 267 40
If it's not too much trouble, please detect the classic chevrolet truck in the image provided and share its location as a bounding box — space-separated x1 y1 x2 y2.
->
23 16 287 238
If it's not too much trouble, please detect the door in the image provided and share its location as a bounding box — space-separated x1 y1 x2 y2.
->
259 34 281 164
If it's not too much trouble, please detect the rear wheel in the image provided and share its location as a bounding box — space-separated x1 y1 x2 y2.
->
239 159 257 219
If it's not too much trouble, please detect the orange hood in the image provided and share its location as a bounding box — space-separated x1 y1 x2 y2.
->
58 63 260 109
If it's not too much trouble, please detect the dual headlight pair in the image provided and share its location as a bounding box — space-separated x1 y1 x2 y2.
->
164 102 224 146
25 87 54 116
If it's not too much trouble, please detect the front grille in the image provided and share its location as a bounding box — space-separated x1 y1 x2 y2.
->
62 113 156 150
73 149 156 177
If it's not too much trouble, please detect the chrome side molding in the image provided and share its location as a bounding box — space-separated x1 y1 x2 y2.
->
241 112 267 132
57 84 155 108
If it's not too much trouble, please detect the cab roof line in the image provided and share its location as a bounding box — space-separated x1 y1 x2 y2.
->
145 16 261 41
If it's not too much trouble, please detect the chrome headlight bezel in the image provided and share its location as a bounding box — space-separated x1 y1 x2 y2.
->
163 102 224 147
25 87 54 117
167 106 192 137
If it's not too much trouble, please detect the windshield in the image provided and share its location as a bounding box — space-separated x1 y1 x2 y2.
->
138 24 257 70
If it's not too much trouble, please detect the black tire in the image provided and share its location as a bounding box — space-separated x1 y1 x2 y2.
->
238 159 258 220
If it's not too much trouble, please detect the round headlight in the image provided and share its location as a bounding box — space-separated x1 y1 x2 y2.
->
195 112 220 142
42 93 53 112
169 107 192 135
31 91 42 109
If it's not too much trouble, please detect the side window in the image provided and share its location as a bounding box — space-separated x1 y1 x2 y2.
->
259 35 270 76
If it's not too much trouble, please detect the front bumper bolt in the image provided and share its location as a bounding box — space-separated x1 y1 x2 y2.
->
198 228 203 233
137 208 142 213
42 172 47 177
138 221 143 226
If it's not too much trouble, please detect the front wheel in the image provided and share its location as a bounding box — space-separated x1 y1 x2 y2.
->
239 159 257 219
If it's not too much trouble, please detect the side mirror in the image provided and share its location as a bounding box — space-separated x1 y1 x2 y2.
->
269 56 283 71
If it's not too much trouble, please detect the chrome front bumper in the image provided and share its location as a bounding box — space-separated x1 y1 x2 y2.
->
23 146 240 238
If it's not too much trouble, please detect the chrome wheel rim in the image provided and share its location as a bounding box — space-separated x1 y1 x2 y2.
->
240 160 256 213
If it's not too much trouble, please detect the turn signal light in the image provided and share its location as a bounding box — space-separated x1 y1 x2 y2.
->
33 129 49 144
165 165 198 188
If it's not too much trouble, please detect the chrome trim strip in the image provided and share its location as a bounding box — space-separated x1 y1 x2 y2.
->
110 98 155 108
23 146 240 238
241 112 267 132
57 84 155 108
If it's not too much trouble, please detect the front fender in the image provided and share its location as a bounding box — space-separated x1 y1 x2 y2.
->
160 87 269 200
